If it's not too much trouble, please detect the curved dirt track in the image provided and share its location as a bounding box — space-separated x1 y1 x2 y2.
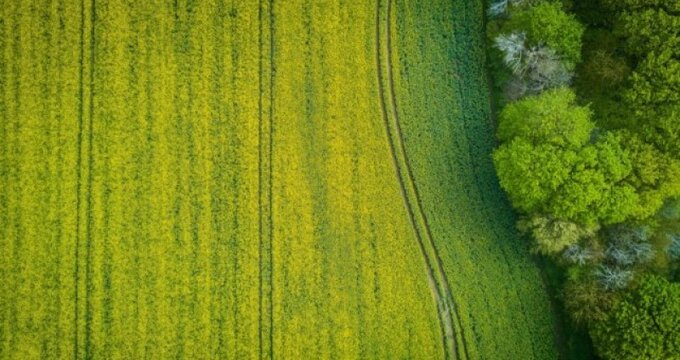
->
375 0 469 358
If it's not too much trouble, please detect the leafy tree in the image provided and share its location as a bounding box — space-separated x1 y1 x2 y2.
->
493 93 649 226
577 49 630 95
591 275 680 360
625 52 680 116
548 134 637 226
602 0 680 13
494 139 578 213
497 88 593 147
503 1 585 67
494 135 640 226
493 89 678 226
573 0 616 27
614 7 680 58
600 0 680 156
618 131 680 219
574 28 631 128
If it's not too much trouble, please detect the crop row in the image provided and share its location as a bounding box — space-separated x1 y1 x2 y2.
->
0 0 82 358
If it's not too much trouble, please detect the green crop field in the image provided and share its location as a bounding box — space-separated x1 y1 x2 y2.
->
1 0 558 359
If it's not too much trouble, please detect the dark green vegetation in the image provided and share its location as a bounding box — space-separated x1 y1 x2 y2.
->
591 275 680 360
488 0 680 359
393 0 557 358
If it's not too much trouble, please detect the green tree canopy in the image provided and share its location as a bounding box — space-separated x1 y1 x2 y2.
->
492 91 651 226
497 88 594 148
619 131 680 219
494 139 578 213
591 275 680 360
548 133 637 226
616 7 680 58
603 0 680 12
624 51 680 156
602 0 680 158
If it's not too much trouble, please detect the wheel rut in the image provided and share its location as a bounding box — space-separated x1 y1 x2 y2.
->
258 0 274 358
375 0 468 359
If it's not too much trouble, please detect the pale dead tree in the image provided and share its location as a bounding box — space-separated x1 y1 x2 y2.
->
524 46 572 92
628 242 655 264
605 225 655 266
605 244 635 266
668 234 680 261
495 32 527 74
487 0 537 17
495 32 572 98
595 266 633 291
659 199 679 219
488 0 509 17
504 77 530 101
562 244 595 266
607 225 649 243
605 241 655 266
632 227 650 242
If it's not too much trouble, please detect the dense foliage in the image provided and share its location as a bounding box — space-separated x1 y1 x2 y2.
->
488 0 680 358
591 275 680 360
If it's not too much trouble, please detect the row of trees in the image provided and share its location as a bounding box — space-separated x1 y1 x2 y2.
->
487 0 680 359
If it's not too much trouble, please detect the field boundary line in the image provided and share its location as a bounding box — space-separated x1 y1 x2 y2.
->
258 0 263 357
74 0 85 357
258 0 274 358
375 0 459 358
84 0 95 358
74 0 96 358
268 1 274 357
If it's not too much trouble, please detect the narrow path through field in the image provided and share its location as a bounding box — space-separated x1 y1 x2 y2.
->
73 0 87 355
258 0 274 358
74 0 96 358
375 0 467 359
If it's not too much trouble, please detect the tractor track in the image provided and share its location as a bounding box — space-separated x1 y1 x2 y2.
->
258 0 274 358
375 0 468 358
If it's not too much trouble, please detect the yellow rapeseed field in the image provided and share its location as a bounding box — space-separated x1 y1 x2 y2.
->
0 0 557 359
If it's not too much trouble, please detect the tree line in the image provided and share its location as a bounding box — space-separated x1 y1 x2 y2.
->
486 0 680 359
